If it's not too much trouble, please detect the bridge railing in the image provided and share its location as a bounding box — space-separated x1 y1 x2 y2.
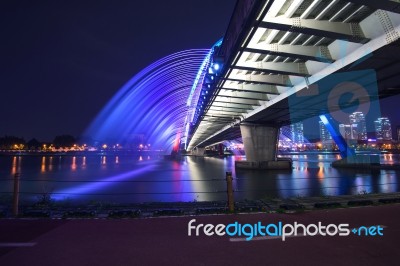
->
218 0 258 60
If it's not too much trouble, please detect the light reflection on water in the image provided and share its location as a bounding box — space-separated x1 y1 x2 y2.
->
0 153 399 204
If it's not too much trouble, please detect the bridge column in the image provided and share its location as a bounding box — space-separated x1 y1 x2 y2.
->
193 147 205 156
236 124 292 170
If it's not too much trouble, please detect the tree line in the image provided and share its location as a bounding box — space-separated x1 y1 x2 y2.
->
0 135 81 149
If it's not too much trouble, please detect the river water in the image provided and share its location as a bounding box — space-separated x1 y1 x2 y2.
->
0 153 399 204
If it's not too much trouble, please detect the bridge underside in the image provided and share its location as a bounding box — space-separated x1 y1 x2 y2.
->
198 40 400 148
187 0 400 167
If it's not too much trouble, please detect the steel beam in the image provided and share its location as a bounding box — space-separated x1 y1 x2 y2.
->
212 102 254 110
217 90 269 101
346 0 400 14
234 61 309 76
222 83 280 94
260 17 369 43
225 73 292 86
214 96 263 106
245 44 334 62
207 110 243 116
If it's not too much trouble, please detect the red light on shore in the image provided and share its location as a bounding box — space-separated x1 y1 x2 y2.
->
172 132 181 152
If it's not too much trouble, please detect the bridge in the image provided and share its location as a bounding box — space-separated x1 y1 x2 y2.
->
185 0 400 169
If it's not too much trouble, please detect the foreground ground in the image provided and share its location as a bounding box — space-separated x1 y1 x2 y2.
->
0 204 399 265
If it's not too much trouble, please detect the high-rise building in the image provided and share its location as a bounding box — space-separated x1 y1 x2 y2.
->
374 117 392 141
279 126 291 141
349 112 367 140
290 122 304 144
319 121 332 142
397 126 400 142
339 124 353 140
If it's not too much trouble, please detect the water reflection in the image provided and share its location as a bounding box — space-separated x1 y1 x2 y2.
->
71 156 77 171
10 156 21 175
58 156 62 170
379 170 398 193
41 156 46 173
353 174 372 194
49 157 53 171
383 154 394 164
1 153 399 204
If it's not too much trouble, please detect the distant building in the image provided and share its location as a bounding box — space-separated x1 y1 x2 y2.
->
337 112 367 141
319 120 334 149
349 112 367 140
374 117 392 141
339 124 354 140
278 126 292 149
397 126 400 142
290 122 304 144
319 121 332 142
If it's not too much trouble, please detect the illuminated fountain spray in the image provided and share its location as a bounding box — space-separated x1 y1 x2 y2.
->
53 43 223 200
85 48 219 152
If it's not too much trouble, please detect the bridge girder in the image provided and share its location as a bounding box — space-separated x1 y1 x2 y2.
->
235 60 310 76
244 44 334 62
259 17 369 43
224 72 292 86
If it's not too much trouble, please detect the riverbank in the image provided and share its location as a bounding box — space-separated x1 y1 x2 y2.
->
0 150 162 157
1 192 399 219
3 149 400 157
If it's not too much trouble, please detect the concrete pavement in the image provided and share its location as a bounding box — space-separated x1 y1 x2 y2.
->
1 204 400 265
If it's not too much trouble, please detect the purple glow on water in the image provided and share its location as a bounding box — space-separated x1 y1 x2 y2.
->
85 49 211 152
52 164 156 200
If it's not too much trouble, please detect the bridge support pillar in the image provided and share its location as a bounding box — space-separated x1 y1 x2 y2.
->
193 147 205 156
236 124 292 170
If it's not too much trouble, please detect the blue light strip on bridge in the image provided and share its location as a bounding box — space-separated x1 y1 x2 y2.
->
183 39 223 149
319 114 355 159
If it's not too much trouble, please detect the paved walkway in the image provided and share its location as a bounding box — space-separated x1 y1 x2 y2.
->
1 204 399 265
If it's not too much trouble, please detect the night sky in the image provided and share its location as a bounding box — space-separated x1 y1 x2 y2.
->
1 0 399 142
0 0 236 141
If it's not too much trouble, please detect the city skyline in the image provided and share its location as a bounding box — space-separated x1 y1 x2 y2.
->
302 98 400 142
283 111 397 145
325 113 395 143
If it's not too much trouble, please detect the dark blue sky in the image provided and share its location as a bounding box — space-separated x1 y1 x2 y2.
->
1 0 399 142
0 0 236 141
